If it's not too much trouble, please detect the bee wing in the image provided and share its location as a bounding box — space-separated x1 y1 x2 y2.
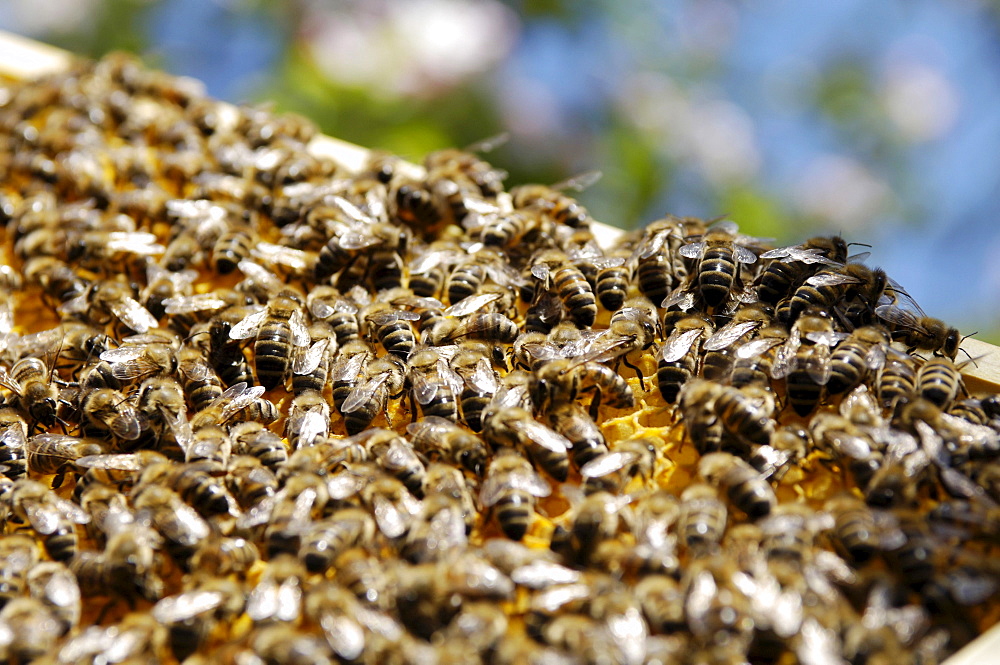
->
803 347 832 385
228 308 268 340
467 358 499 393
331 352 369 382
163 294 228 314
285 310 310 348
327 472 366 501
0 425 26 454
0 302 12 335
865 344 886 372
109 403 142 441
152 591 224 624
805 331 848 347
521 342 563 365
380 438 423 470
439 359 466 396
247 578 285 622
660 288 696 311
293 338 332 375
660 329 703 363
771 328 801 379
511 560 581 589
678 241 706 259
580 451 640 479
807 272 859 287
217 383 267 421
369 309 420 325
252 242 311 272
425 505 469 553
444 293 501 317
166 501 211 545
22 499 63 535
236 494 276 529
74 453 146 471
0 365 20 394
104 231 164 255
340 371 387 414
373 494 408 539
321 614 366 662
160 407 193 454
737 336 784 360
734 245 758 264
874 304 925 332
111 357 161 381
412 374 440 406
511 419 572 453
704 321 762 352
530 263 551 281
237 259 284 292
179 358 213 382
109 297 159 334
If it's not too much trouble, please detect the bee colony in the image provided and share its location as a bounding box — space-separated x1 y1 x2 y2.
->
0 47 997 665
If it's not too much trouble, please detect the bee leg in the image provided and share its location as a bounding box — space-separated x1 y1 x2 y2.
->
621 356 646 391
588 392 603 420
51 465 67 489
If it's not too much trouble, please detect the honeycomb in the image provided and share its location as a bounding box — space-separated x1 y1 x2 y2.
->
0 51 996 665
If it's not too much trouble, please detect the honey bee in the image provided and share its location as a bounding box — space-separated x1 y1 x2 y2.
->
59 279 160 334
362 301 419 361
699 451 776 519
595 246 633 313
657 312 714 403
445 249 518 308
298 508 376 574
755 235 849 305
826 325 889 396
785 262 888 325
341 355 406 435
407 415 489 476
292 322 337 396
531 356 635 417
230 421 288 472
307 284 368 347
138 460 236 518
773 308 846 416
280 390 329 450
402 467 476 562
677 379 726 455
714 384 777 452
678 483 728 557
177 343 225 412
360 472 423 539
0 534 38 610
0 597 67 662
407 346 463 422
153 578 246 662
77 387 142 441
546 402 609 471
530 252 598 328
4 478 90 562
700 302 774 381
824 493 904 565
229 288 311 389
330 338 375 415
917 357 965 410
0 357 62 427
483 405 572 481
24 433 105 483
580 436 657 495
676 220 762 309
185 381 268 431
480 449 551 540
26 561 81 634
875 300 961 360
449 343 500 433
130 483 211 568
0 408 28 479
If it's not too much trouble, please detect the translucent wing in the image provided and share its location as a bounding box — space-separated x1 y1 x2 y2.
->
444 293 501 317
293 338 332 375
552 169 602 192
511 419 572 453
342 372 390 413
369 310 419 325
734 245 758 264
228 308 268 340
467 358 499 393
678 238 709 260
152 591 223 623
289 310 311 347
252 242 311 272
74 453 146 472
163 294 228 314
581 451 641 479
661 288 696 311
807 272 860 287
373 494 408 539
660 329 703 363
737 337 783 360
439 360 466 397
330 352 369 382
771 328 801 379
704 321 762 352
109 298 158 333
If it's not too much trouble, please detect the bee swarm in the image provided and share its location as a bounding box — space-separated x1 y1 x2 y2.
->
0 53 997 665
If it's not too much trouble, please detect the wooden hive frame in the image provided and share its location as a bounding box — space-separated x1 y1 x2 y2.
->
0 28 998 664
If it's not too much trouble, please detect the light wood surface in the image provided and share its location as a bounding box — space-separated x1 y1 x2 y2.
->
0 30 996 665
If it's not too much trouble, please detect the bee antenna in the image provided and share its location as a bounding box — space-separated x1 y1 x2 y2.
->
847 242 872 249
184 330 210 341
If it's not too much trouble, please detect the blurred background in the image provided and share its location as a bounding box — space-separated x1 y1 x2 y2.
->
3 0 999 342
